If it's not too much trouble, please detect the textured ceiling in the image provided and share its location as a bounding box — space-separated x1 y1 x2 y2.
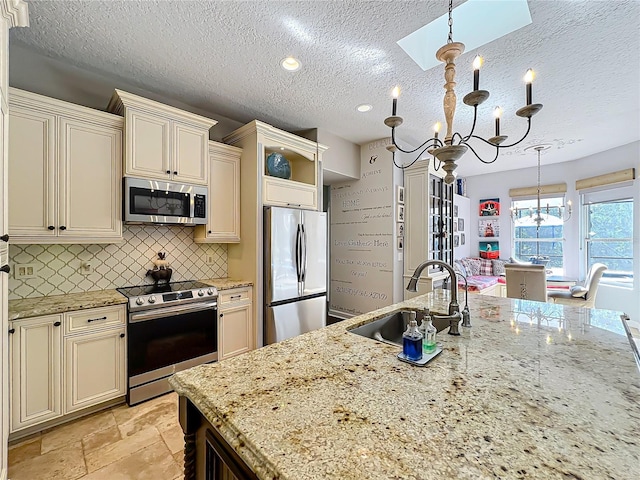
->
9 0 640 177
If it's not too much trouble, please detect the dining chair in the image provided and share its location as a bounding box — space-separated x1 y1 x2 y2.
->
504 263 548 302
548 263 607 308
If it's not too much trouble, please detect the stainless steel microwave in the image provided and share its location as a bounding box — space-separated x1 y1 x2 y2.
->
124 177 207 225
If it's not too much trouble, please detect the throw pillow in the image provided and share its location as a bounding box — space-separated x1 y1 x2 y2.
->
479 258 493 276
453 260 467 278
492 259 507 276
460 257 481 276
570 285 588 298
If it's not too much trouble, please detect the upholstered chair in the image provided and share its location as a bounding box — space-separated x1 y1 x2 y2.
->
504 263 548 302
548 263 608 308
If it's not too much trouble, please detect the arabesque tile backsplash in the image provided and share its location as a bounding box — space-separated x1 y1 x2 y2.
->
8 225 227 299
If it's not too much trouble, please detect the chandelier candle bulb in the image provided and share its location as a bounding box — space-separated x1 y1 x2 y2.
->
434 122 441 140
392 86 400 115
524 69 534 105
473 55 482 91
493 106 502 136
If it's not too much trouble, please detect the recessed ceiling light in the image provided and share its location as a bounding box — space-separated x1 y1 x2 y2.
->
281 57 301 71
356 104 373 113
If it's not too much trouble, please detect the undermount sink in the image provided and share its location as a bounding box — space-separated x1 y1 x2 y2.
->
347 309 450 347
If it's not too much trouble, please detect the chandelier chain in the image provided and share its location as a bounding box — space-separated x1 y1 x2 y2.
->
447 0 453 44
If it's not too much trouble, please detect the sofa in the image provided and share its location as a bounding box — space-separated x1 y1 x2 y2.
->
454 257 508 295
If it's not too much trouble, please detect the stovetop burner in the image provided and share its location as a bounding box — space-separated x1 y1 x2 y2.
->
117 280 210 298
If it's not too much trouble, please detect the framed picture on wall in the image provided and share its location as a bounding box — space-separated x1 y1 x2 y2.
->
397 222 404 237
397 205 405 222
397 237 404 250
458 218 464 232
454 235 460 247
479 198 501 216
397 185 405 204
454 205 459 217
460 233 466 245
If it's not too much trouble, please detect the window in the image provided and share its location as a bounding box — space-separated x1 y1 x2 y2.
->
511 196 567 274
584 197 634 287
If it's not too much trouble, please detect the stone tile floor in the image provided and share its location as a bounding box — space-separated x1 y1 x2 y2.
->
8 392 184 480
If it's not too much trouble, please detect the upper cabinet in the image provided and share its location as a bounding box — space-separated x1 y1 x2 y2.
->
8 88 123 244
224 120 327 211
108 90 217 186
194 141 242 243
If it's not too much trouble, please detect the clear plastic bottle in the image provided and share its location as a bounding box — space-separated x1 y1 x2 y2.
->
422 312 437 354
402 319 423 361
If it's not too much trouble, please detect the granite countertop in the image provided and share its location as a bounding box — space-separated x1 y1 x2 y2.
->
8 289 127 321
169 291 640 480
199 278 253 290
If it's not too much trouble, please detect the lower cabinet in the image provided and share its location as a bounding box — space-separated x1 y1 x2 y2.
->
9 305 126 435
218 287 253 361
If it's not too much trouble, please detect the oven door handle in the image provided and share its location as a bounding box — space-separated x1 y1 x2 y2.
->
129 301 218 323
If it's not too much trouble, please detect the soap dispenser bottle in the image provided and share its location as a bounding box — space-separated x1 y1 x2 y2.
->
403 319 423 361
422 311 437 354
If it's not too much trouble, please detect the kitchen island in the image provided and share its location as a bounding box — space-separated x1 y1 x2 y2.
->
169 291 640 480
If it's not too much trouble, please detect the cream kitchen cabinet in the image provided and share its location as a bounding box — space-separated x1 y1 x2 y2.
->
8 88 123 244
194 141 241 243
9 314 63 433
108 89 217 186
9 305 126 436
218 287 252 360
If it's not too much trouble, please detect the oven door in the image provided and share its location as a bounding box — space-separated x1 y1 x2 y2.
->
124 177 207 225
127 301 217 403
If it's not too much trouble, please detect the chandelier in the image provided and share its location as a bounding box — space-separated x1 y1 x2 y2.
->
384 0 543 183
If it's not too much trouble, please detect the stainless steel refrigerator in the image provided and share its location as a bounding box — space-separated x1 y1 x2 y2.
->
264 206 327 344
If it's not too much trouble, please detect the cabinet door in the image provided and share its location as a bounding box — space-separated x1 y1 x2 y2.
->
125 108 171 180
263 177 317 210
173 121 208 185
219 302 252 360
8 106 56 237
58 117 122 240
207 149 240 242
10 315 63 432
64 327 126 414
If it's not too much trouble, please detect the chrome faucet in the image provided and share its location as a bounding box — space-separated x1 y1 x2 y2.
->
406 260 468 335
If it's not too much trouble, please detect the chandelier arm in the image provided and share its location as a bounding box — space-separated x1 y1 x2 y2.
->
463 141 500 164
391 143 437 170
460 105 479 142
391 128 441 155
467 118 533 149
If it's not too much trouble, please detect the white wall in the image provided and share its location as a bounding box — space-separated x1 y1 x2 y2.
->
297 128 360 183
465 141 640 320
454 194 471 259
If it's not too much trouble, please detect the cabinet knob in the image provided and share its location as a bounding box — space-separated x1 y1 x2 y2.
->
8 328 15 334
219 313 224 318
166 170 171 174
173 171 178 175
120 333 125 338
0 234 8 242
48 226 55 230
0 265 10 274
208 230 212 234
59 226 67 231
53 321 61 327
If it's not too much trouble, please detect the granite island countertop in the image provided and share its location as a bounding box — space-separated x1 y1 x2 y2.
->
8 289 127 321
169 292 640 480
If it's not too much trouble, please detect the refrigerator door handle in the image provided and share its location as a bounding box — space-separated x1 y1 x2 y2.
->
295 224 302 283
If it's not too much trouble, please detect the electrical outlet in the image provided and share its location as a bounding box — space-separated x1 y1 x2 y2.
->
205 254 216 265
80 262 93 275
14 264 38 279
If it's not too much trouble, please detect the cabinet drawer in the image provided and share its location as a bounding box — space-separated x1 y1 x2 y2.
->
219 288 252 306
263 177 317 210
64 305 126 335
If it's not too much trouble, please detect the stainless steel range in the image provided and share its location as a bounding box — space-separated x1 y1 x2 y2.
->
117 280 218 405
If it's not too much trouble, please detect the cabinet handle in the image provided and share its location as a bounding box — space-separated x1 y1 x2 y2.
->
0 234 8 242
219 313 224 318
53 321 61 327
230 294 242 300
87 316 107 323
48 226 55 230
120 333 125 338
173 171 178 175
286 203 301 207
59 226 67 231
8 328 15 334
0 265 9 274
166 170 171 174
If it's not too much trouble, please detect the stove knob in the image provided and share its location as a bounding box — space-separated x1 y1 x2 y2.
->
148 295 157 304
198 290 204 297
207 288 214 296
135 297 144 306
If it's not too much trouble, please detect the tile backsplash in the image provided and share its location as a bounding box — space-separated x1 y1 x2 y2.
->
9 225 227 299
